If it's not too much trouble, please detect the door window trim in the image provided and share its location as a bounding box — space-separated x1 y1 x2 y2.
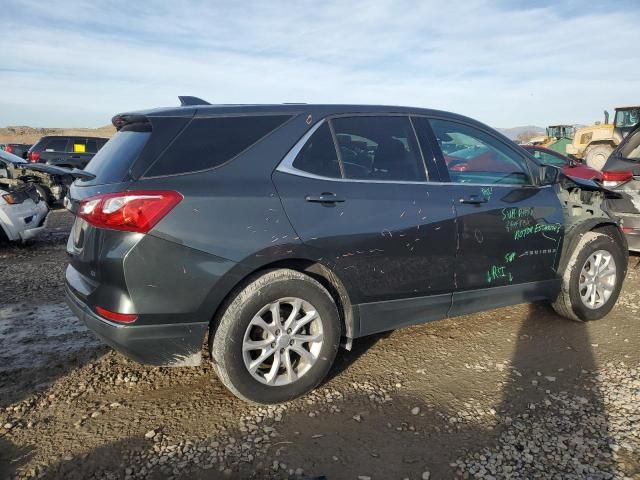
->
276 114 439 184
415 114 539 187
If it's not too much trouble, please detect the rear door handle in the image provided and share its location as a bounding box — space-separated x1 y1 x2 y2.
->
305 193 345 204
459 195 488 205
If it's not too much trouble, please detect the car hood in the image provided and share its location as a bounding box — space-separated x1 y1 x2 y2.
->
0 150 75 177
0 148 28 165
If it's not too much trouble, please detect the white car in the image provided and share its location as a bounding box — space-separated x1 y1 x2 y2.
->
0 184 49 242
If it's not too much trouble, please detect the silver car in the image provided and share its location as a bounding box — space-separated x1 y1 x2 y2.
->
0 172 49 243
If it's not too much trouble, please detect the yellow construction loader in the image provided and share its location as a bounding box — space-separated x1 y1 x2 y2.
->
566 106 640 170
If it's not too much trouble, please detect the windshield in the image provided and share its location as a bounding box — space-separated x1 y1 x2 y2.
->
614 108 640 128
0 149 27 164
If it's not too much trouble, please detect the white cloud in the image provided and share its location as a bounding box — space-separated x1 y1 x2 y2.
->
0 0 637 127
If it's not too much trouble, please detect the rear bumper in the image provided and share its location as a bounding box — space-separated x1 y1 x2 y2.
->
65 283 208 366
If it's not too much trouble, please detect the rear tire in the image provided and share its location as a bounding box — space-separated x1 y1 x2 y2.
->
552 231 627 321
210 269 340 404
584 144 613 171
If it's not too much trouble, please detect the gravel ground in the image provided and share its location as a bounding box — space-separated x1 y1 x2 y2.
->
0 210 639 480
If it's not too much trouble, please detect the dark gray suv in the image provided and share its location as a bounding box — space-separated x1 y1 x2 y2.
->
65 98 628 404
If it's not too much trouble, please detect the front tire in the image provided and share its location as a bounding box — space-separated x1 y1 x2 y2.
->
553 230 627 321
210 269 340 404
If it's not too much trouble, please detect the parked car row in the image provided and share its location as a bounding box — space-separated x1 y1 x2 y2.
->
27 136 109 169
1 143 32 159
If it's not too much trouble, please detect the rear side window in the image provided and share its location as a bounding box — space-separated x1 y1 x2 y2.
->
83 131 151 184
44 138 69 152
146 115 291 177
292 123 341 178
86 139 98 153
331 116 426 181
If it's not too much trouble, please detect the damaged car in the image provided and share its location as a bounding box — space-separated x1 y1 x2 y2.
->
0 148 71 206
0 171 48 243
64 99 628 404
601 122 640 252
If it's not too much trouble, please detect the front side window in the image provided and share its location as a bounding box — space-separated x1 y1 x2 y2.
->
331 116 426 181
429 119 531 185
292 123 341 178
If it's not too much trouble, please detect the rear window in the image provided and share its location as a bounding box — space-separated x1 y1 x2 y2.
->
145 115 291 177
83 131 151 184
44 138 69 152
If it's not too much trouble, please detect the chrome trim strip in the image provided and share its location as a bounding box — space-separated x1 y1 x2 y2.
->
408 116 430 181
275 119 550 189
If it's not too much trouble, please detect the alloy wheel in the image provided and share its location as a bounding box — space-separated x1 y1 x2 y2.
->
242 297 324 386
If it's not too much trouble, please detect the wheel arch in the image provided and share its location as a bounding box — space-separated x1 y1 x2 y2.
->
207 258 358 352
559 219 628 275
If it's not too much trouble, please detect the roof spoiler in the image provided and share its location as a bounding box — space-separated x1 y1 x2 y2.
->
178 96 211 106
112 113 150 130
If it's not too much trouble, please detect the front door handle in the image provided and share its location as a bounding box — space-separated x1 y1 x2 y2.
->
305 193 345 204
459 195 488 205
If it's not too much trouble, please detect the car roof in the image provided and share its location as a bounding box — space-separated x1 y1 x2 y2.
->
115 103 499 135
39 135 109 140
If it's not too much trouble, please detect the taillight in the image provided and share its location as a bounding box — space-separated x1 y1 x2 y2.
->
29 151 40 163
95 306 138 323
78 190 182 233
5 145 13 153
602 170 633 187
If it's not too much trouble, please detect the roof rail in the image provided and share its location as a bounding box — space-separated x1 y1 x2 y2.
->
178 96 211 106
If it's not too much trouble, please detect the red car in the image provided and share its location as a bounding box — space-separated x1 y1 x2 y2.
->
522 145 603 181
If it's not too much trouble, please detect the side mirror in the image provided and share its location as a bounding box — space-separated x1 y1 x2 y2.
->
539 164 560 185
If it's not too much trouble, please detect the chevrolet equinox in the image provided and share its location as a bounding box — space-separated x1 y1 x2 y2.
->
65 97 628 404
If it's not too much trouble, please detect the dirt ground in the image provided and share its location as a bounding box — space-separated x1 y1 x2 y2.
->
1 210 638 480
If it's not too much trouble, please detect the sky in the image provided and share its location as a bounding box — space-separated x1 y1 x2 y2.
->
1 0 638 128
